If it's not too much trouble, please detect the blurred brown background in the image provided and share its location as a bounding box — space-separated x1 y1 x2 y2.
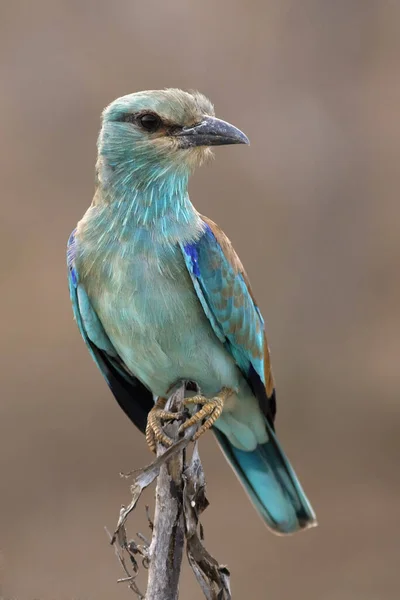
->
1 1 400 598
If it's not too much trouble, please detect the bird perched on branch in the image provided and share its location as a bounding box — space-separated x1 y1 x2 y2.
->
67 89 317 535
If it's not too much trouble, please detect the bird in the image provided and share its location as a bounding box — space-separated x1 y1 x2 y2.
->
67 88 317 535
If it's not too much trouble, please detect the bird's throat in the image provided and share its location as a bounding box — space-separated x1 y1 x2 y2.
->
82 165 203 250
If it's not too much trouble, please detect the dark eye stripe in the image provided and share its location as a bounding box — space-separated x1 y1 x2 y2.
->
116 112 162 133
115 112 184 136
118 113 136 123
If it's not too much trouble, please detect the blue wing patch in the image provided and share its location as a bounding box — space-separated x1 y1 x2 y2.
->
182 224 263 376
181 220 275 424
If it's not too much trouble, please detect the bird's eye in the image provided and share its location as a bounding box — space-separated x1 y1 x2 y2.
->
139 113 162 132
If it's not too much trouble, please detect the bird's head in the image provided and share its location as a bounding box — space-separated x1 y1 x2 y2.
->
97 89 249 187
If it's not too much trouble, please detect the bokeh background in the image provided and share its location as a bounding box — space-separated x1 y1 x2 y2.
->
1 1 400 598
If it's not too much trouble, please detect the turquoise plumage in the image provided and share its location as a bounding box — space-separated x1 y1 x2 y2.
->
68 89 317 534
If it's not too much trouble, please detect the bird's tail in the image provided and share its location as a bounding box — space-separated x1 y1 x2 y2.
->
213 419 317 535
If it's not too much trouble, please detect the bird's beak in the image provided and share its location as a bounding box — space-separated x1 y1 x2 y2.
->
174 116 250 147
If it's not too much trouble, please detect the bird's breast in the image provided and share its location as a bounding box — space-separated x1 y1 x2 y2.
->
80 238 224 395
88 243 198 334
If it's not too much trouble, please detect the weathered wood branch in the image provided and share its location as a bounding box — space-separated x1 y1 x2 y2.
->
110 383 231 600
146 385 187 600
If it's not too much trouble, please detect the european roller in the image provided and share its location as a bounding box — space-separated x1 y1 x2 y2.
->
67 89 317 535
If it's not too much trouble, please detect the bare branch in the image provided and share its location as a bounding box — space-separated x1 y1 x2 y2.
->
110 383 231 599
183 444 231 600
145 386 187 600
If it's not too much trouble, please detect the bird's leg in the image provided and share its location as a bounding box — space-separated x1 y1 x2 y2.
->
145 397 183 453
179 387 233 441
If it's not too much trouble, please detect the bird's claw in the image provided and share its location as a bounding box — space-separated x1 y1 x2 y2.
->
146 387 233 452
179 387 232 441
145 397 183 453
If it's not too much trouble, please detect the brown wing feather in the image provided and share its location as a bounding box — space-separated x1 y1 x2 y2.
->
201 215 275 398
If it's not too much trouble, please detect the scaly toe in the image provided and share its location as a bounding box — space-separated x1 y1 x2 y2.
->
146 403 184 452
178 397 222 436
182 395 208 407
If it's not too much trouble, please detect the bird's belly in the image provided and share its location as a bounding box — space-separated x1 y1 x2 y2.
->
90 249 240 398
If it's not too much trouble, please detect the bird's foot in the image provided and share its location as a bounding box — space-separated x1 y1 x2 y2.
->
179 387 233 441
145 397 183 453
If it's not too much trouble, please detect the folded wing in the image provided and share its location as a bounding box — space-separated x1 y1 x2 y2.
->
67 230 154 433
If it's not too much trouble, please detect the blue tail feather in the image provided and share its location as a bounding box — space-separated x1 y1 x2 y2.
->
214 420 317 535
